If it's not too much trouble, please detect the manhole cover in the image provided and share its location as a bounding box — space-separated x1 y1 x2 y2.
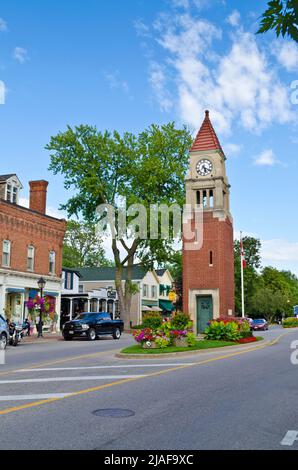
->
92 408 135 418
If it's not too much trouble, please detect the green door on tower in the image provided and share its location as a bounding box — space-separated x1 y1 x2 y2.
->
197 296 213 333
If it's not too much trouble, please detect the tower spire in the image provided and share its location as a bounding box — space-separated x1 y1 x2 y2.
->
190 110 224 154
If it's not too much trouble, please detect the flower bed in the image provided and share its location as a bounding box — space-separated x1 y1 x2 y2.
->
237 336 257 344
204 316 254 342
133 313 195 350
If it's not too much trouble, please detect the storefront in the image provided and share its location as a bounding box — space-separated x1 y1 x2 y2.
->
61 288 119 328
0 271 62 325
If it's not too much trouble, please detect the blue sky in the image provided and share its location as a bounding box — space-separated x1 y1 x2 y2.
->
0 0 298 272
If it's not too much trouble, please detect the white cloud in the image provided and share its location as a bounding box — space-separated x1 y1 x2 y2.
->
13 47 28 64
262 239 298 263
226 10 241 27
149 62 173 112
274 41 298 72
0 18 7 32
19 197 65 219
254 149 278 166
104 70 130 94
223 142 242 156
146 11 294 135
171 0 190 9
134 19 151 37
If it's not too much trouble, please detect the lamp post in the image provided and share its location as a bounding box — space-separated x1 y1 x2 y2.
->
37 277 46 338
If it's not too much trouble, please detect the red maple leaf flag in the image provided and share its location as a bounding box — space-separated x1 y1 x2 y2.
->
240 237 247 269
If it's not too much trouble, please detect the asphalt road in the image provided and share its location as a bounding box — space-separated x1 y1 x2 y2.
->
0 326 297 450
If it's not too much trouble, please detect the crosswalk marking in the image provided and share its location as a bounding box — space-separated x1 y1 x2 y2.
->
0 375 145 385
0 393 72 401
18 363 195 372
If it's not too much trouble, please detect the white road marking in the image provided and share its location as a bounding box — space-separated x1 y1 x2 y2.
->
19 363 195 372
0 375 145 385
281 430 298 446
0 393 72 401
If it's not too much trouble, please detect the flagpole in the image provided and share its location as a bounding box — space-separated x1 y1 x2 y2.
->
240 231 245 318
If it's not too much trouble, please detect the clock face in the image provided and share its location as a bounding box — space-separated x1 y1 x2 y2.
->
196 159 213 176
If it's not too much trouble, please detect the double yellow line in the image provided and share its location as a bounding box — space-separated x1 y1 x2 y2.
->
0 331 293 416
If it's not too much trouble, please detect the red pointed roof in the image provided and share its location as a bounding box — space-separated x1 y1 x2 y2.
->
190 110 224 154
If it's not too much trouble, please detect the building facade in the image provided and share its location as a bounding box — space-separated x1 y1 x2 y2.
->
78 266 175 326
0 175 66 326
183 111 235 333
61 267 118 327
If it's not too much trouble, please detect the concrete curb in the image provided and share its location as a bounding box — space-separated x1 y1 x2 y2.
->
115 338 268 359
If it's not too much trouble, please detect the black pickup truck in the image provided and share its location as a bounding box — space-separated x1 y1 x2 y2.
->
62 312 124 341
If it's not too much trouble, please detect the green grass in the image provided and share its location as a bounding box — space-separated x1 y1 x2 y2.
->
121 340 239 355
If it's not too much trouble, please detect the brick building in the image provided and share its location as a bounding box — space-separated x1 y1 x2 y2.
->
183 111 235 333
0 175 66 325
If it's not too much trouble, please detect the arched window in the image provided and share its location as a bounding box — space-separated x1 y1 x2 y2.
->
209 250 213 266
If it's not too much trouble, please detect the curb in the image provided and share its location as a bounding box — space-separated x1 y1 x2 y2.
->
115 338 267 359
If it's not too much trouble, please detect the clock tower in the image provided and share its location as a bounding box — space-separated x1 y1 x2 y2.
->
182 110 234 333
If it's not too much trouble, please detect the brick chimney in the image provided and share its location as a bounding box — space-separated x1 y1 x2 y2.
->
29 180 48 214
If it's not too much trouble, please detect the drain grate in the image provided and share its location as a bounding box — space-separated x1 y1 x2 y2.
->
92 408 135 418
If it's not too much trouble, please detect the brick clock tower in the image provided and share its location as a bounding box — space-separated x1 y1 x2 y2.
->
182 111 234 333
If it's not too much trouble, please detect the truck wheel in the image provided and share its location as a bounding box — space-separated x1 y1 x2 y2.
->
113 328 121 340
87 328 96 341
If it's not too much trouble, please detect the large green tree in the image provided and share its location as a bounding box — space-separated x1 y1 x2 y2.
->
63 220 113 268
234 237 262 315
47 123 192 328
257 1 298 42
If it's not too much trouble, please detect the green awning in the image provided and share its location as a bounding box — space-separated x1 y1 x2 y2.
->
159 299 175 312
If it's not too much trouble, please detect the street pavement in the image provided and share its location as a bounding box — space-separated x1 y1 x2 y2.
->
0 326 297 450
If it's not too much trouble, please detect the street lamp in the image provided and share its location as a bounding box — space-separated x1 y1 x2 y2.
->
37 277 46 338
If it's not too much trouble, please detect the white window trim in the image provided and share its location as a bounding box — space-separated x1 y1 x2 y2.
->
49 250 56 275
27 245 35 271
2 240 11 267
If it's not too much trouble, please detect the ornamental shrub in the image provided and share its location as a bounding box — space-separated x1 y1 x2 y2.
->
204 320 241 341
171 313 191 330
283 317 298 328
142 312 163 330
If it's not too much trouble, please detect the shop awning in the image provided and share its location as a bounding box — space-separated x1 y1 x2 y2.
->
44 291 59 298
6 288 25 294
159 299 175 312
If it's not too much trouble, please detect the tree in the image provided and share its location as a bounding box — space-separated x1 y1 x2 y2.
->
257 1 298 42
234 237 261 314
47 123 193 328
250 287 287 323
63 220 113 268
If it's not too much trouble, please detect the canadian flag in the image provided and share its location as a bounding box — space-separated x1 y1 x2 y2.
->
240 237 247 269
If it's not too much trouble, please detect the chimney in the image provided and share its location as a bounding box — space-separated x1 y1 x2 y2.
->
29 180 49 214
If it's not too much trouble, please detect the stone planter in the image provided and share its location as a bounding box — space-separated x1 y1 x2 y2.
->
173 337 188 348
142 341 159 349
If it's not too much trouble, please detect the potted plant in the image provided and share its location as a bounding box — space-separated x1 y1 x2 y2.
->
170 329 188 347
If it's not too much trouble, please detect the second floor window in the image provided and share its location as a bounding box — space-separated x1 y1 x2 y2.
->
27 245 34 271
49 251 56 274
142 284 148 297
151 286 157 298
2 240 11 267
65 272 73 290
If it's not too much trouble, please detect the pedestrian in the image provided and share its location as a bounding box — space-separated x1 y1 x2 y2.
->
23 318 31 336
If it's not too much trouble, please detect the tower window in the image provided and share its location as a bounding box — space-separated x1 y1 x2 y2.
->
203 190 207 207
209 251 213 266
209 190 214 208
196 191 201 205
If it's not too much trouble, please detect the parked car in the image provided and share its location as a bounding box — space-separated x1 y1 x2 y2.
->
252 318 269 331
244 317 253 328
0 315 9 349
62 312 124 341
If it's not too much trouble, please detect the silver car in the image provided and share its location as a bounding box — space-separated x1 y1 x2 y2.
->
0 314 9 349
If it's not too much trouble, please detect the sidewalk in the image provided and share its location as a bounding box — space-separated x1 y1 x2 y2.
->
22 333 63 344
